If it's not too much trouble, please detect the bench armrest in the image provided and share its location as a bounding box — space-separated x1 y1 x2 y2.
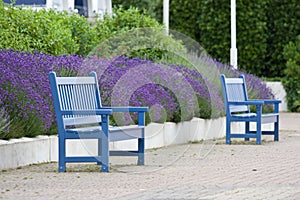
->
228 100 264 106
251 99 281 104
60 109 113 115
229 99 281 113
102 107 149 113
229 99 281 106
102 107 149 126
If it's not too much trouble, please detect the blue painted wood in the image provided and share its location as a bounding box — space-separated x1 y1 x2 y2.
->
49 71 148 172
220 74 281 144
137 112 145 165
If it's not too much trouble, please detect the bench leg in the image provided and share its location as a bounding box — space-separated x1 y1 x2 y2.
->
58 136 66 172
101 138 109 172
245 122 250 141
256 122 262 145
101 116 109 172
97 138 102 165
137 113 145 165
137 138 144 165
226 119 231 144
274 119 279 141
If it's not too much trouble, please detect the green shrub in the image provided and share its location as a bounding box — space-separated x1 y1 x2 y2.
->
112 0 160 19
0 108 10 139
198 0 268 76
91 6 186 62
266 0 300 77
1 112 44 140
113 0 300 78
63 12 98 56
94 6 162 41
0 2 97 56
0 4 74 55
283 35 300 112
198 0 230 64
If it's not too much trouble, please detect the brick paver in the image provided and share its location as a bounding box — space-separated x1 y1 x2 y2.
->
0 113 299 199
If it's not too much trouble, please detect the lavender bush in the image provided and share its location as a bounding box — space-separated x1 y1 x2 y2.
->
0 50 82 139
211 58 275 112
0 107 10 137
0 49 275 139
79 56 224 124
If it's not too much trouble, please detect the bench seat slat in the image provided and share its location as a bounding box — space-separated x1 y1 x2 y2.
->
66 125 145 141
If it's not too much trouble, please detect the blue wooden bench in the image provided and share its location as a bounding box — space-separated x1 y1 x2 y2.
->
220 74 281 144
49 71 148 172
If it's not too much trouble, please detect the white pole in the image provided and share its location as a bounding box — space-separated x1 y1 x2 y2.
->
230 0 238 69
105 0 112 16
46 0 53 9
163 0 169 35
68 0 74 11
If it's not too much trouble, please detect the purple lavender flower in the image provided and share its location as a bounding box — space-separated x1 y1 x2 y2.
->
0 50 82 135
0 49 275 138
79 56 224 123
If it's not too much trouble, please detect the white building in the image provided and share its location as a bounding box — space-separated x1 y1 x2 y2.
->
2 0 112 18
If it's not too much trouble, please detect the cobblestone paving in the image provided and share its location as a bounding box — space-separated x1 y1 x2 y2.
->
0 113 299 200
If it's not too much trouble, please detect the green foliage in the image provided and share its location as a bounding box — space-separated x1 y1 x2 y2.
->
198 0 231 64
0 108 10 139
91 7 186 62
112 0 161 20
168 0 202 42
1 113 44 140
0 85 45 140
93 6 160 60
236 0 268 76
63 13 98 56
0 3 97 56
2 0 299 77
283 35 300 112
199 0 298 78
112 0 202 52
95 7 162 40
266 0 300 77
199 0 268 76
113 0 300 78
0 5 74 55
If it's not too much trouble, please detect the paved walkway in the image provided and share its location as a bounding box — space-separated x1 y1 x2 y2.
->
1 112 300 200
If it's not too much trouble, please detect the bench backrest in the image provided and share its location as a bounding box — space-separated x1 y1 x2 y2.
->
49 71 102 128
220 74 249 114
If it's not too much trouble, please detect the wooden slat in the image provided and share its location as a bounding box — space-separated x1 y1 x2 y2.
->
57 81 100 124
56 77 95 84
225 78 243 84
64 124 144 141
63 116 102 126
226 81 248 113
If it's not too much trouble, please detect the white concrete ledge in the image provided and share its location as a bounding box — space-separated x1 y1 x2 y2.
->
0 117 225 170
0 136 54 169
265 81 287 111
0 116 277 170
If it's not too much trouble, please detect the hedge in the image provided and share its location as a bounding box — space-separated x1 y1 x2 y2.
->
283 35 300 112
0 2 97 56
113 0 300 78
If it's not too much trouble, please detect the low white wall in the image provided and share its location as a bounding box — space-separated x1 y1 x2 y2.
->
265 81 287 111
110 117 226 150
0 136 54 169
0 117 226 170
0 117 276 170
